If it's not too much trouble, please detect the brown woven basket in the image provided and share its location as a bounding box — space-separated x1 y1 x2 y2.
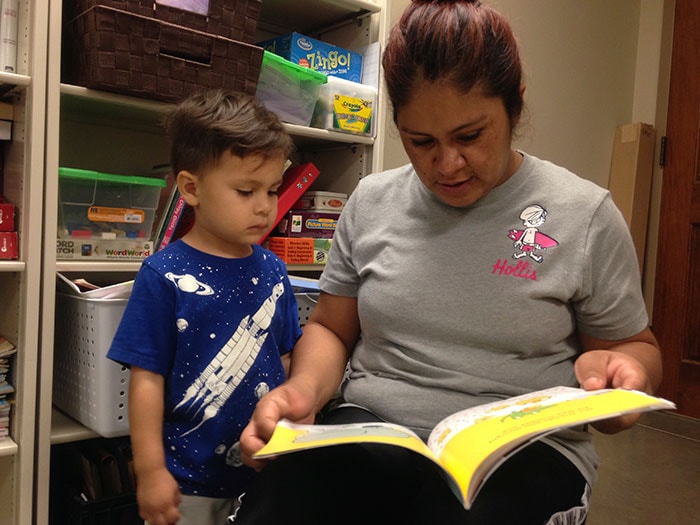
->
64 0 262 43
61 5 263 103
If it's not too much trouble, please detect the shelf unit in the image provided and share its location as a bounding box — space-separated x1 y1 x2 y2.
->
0 1 48 525
34 1 388 524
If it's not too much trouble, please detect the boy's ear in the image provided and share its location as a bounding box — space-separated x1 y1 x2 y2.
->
177 170 199 206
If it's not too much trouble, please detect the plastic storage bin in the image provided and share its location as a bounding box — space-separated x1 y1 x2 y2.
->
255 50 327 126
53 291 318 438
53 293 130 438
311 76 377 136
58 167 167 241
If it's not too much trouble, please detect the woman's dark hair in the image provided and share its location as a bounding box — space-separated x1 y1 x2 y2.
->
165 89 294 176
382 0 524 125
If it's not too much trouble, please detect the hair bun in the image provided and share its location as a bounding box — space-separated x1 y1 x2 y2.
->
412 0 481 5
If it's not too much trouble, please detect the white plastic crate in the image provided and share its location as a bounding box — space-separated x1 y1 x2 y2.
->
53 291 319 438
53 293 130 438
296 292 319 326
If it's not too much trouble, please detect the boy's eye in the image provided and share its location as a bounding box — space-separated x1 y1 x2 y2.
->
236 189 253 197
268 189 279 196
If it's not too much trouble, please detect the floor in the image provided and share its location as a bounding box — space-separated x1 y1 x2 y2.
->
586 410 700 524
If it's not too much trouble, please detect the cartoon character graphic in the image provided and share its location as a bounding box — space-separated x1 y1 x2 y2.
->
508 205 558 263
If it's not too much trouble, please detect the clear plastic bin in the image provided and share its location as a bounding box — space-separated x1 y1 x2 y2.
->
255 51 327 126
58 167 167 241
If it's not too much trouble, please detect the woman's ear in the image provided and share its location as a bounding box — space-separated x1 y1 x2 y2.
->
177 170 199 206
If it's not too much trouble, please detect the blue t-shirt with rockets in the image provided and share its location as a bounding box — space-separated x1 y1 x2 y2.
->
108 240 302 497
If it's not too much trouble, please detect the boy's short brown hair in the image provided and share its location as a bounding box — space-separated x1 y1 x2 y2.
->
165 89 294 176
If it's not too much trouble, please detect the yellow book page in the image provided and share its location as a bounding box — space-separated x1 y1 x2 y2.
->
255 419 439 463
429 387 676 507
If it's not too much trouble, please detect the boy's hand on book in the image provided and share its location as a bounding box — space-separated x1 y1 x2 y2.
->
241 381 317 470
574 349 652 434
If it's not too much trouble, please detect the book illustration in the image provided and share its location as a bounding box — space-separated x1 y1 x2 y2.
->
254 386 675 510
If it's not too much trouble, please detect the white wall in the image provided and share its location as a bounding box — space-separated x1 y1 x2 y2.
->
380 1 664 188
378 0 672 310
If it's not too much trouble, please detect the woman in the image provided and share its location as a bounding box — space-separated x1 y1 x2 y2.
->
234 1 662 523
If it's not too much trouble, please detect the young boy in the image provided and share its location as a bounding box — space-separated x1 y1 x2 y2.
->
107 90 300 525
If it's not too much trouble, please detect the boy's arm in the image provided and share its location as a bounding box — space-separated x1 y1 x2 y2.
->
129 366 182 525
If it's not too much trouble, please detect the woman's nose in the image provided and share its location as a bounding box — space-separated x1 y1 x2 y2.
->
436 145 466 174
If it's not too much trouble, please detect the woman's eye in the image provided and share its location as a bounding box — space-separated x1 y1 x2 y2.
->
411 138 434 147
459 130 481 142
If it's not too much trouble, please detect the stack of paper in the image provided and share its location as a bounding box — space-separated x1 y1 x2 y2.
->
0 335 16 438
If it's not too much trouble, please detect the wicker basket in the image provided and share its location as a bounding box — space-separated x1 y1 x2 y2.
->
61 5 263 103
64 0 263 43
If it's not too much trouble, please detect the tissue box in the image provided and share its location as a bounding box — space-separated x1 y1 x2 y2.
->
311 76 377 136
258 32 363 82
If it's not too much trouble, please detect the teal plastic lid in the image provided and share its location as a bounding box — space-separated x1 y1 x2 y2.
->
262 50 328 85
59 167 167 188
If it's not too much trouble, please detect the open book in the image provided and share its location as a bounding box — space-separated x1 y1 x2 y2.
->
254 386 675 509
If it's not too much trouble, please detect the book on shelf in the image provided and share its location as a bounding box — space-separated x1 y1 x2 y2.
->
0 335 15 357
0 0 18 74
155 190 194 251
150 165 177 241
259 162 321 244
254 386 676 510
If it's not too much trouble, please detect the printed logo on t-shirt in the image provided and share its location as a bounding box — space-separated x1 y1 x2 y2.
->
164 272 285 437
493 204 559 281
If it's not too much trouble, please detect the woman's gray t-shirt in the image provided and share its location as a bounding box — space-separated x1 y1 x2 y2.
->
319 152 649 485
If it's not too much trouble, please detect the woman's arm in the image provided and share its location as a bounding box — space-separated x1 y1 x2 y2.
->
575 327 662 433
241 292 360 468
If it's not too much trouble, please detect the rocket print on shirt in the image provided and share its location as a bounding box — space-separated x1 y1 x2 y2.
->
507 204 559 264
165 272 285 437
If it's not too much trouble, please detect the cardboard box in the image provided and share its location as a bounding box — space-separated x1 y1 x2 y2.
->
258 32 363 82
0 200 15 231
266 237 332 265
0 231 17 259
608 123 656 273
56 239 154 260
294 191 347 212
276 210 340 238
